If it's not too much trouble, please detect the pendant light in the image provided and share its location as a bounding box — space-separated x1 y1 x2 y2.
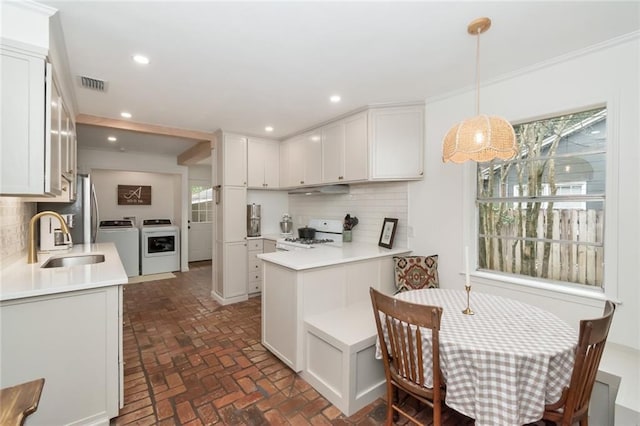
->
442 17 517 163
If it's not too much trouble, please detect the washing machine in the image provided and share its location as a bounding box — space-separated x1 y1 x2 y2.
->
140 219 180 275
96 220 140 277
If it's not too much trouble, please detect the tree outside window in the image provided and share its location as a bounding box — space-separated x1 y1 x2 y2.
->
477 107 606 288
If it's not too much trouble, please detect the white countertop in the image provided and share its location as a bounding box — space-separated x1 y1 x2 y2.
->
257 242 411 271
0 243 128 302
247 234 281 242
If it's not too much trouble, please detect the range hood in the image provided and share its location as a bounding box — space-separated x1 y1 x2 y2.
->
288 184 349 195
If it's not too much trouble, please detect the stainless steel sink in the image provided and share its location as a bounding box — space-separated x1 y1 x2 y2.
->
41 254 105 268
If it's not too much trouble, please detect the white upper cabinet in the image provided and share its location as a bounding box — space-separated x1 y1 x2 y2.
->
0 44 51 195
48 80 63 196
247 137 279 189
369 104 424 180
279 139 291 188
283 133 321 187
303 132 322 186
221 133 247 187
321 121 344 183
322 112 368 184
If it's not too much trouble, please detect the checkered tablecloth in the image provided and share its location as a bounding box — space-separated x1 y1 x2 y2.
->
376 288 577 426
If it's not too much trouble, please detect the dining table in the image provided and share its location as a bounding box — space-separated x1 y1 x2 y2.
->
379 288 578 426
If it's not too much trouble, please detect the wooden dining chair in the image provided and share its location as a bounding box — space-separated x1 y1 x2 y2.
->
542 300 616 426
370 288 445 425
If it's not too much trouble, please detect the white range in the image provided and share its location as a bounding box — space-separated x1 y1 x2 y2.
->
275 218 343 251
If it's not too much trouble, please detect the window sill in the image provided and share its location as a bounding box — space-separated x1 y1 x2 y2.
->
462 270 619 305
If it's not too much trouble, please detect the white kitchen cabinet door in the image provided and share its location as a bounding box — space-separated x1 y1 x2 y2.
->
222 186 247 242
0 286 121 424
279 139 291 188
248 138 280 189
0 47 48 195
48 80 63 196
223 133 247 186
288 136 306 186
223 241 248 298
321 121 345 184
263 239 276 253
303 132 322 186
247 137 265 188
369 105 424 180
263 139 280 188
343 112 368 181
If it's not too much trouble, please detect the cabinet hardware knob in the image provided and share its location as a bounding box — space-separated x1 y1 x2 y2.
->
338 176 343 180
420 171 424 175
300 181 304 184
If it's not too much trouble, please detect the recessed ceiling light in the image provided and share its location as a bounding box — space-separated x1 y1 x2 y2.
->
265 126 274 132
120 112 132 119
108 136 117 142
330 95 341 103
590 130 601 134
310 135 321 142
132 54 150 65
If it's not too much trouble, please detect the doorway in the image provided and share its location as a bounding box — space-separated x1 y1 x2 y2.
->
188 180 213 262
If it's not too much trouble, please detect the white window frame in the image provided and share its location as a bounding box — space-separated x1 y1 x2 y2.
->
461 102 619 304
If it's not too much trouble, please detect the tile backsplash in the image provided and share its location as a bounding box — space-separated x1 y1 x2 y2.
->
289 182 408 247
0 198 36 264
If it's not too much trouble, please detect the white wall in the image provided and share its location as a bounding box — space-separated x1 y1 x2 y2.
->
289 182 408 246
79 148 189 271
247 190 289 235
411 35 639 415
91 170 179 224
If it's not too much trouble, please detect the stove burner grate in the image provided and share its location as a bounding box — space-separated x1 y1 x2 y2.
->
284 237 334 245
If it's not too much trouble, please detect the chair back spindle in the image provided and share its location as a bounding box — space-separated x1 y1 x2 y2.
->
543 300 616 426
371 288 444 425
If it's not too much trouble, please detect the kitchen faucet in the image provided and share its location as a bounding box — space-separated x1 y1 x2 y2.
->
27 211 71 264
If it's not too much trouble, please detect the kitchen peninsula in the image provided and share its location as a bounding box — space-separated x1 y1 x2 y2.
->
0 243 127 425
258 243 410 415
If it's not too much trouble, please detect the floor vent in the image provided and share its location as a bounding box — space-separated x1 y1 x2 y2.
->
79 76 108 92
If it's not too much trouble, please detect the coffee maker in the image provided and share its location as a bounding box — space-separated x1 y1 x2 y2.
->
40 214 73 251
247 204 261 237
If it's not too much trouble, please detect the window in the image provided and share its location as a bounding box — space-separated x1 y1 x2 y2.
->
191 184 213 223
477 107 606 288
513 182 587 210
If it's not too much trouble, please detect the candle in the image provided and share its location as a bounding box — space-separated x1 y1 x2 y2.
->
465 246 470 285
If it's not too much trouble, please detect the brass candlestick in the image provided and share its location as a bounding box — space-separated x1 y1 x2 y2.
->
462 284 475 315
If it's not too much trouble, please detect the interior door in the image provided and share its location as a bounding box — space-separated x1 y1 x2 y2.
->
188 180 213 262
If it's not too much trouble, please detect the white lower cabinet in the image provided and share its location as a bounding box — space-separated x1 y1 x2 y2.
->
0 285 122 425
215 241 248 302
262 257 395 372
247 239 264 294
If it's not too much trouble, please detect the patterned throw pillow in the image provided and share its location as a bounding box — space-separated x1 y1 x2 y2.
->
393 255 439 293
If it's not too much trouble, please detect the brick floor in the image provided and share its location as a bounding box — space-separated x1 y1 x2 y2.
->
111 261 540 425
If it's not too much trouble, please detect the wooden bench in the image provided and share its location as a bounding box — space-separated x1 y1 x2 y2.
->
301 301 385 416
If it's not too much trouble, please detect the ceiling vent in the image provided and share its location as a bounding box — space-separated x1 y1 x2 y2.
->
78 75 108 92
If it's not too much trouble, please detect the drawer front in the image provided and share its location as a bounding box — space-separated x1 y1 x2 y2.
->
248 268 262 284
249 281 262 294
248 240 263 251
249 257 262 272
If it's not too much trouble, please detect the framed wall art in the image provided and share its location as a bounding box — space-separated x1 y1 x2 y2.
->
378 217 398 249
118 185 151 205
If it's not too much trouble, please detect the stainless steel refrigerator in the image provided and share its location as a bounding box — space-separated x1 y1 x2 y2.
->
37 174 99 244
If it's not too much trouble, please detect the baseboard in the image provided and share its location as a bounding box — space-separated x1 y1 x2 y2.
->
210 291 248 306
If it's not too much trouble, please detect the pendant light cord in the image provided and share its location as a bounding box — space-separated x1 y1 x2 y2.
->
475 29 481 116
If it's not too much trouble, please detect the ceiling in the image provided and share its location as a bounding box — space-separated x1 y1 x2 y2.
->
44 1 639 159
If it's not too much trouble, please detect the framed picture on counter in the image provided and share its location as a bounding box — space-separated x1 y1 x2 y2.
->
378 218 398 249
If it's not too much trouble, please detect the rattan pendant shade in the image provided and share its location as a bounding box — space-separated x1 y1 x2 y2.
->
442 114 516 163
442 17 517 164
